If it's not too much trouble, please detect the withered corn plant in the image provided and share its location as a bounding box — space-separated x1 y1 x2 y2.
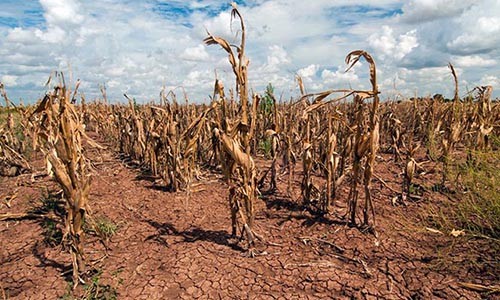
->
31 74 95 287
324 114 339 211
290 86 356 214
345 50 380 229
89 88 217 193
473 85 494 151
204 3 262 254
440 63 462 185
0 82 31 176
384 107 404 162
280 99 298 198
400 100 420 202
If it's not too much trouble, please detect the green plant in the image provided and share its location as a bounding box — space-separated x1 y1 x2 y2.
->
60 270 117 300
490 134 500 150
258 138 272 158
85 216 118 242
425 150 499 239
42 218 64 246
454 151 499 238
82 270 117 300
260 83 274 116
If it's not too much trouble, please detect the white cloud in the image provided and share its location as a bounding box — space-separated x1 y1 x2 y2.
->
35 26 66 43
1 75 18 87
479 75 500 89
321 66 359 86
369 26 418 61
261 45 290 72
182 69 217 98
39 0 84 25
181 45 210 61
400 0 476 23
452 55 497 68
202 11 234 40
395 66 465 97
447 15 500 54
297 64 319 79
6 27 36 43
381 73 406 92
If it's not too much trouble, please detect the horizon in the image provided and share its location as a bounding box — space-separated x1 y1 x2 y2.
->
0 0 499 103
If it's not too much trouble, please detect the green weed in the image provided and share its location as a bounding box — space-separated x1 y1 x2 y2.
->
60 270 118 300
85 216 118 242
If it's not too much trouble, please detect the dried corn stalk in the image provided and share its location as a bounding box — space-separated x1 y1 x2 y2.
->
31 75 94 287
205 3 261 254
474 86 493 150
0 82 31 176
440 63 462 184
345 50 380 229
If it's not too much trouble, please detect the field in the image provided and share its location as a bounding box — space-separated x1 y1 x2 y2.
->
1 6 499 300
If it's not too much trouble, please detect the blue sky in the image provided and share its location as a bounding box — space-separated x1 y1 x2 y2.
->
0 0 499 103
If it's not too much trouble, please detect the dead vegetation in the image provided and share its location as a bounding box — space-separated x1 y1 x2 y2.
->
30 73 100 288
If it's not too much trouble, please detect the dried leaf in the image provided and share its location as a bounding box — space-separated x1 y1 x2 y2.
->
450 229 465 237
425 227 443 234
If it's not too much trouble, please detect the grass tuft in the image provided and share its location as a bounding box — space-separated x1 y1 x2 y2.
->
426 150 499 239
85 216 118 242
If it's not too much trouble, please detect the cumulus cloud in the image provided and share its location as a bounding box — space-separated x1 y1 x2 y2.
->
452 55 497 68
183 70 212 89
447 15 500 54
261 45 290 72
400 0 476 23
369 26 418 61
479 75 500 89
321 66 360 86
297 64 319 79
202 11 233 39
1 75 18 86
371 0 500 98
39 0 84 25
396 66 465 96
181 45 210 61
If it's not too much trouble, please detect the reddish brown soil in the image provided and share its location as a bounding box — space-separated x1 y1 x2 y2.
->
0 140 498 299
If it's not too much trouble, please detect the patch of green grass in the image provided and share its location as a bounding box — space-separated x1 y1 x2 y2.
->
82 270 118 300
0 108 19 127
490 133 500 150
110 268 125 286
408 183 424 196
426 150 499 239
85 216 118 242
454 151 500 238
60 270 118 300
